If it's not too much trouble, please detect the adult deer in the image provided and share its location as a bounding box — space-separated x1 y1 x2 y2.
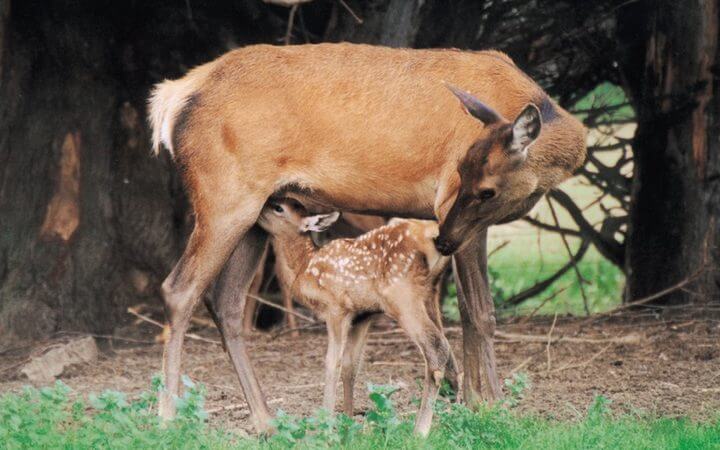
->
149 43 586 432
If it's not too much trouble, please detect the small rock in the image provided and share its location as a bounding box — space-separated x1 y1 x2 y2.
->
21 336 98 384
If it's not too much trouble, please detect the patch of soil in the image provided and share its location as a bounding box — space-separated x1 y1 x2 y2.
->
1 309 719 433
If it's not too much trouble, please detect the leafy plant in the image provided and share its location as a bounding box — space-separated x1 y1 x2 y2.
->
502 372 531 408
1 379 719 449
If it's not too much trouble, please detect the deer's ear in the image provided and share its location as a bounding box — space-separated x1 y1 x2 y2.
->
300 212 340 232
446 83 503 125
510 104 541 154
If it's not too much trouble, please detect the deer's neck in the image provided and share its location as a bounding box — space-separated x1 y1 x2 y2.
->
270 232 317 289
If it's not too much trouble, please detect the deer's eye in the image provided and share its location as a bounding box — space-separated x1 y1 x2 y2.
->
478 189 496 201
271 204 284 214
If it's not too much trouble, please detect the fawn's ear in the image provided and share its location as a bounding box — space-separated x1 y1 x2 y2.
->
300 212 340 232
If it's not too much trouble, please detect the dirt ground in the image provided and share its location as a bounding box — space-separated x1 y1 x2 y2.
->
1 308 719 433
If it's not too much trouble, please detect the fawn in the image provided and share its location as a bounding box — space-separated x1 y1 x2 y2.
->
257 197 460 436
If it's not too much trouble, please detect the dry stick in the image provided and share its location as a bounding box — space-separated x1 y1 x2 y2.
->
372 361 416 367
206 397 284 415
582 268 706 325
488 240 510 258
550 343 612 374
368 338 412 345
245 293 316 324
0 359 30 374
280 382 324 390
130 303 215 329
58 331 157 345
271 323 325 340
519 286 570 324
509 356 533 375
126 307 221 346
546 195 590 315
545 313 558 371
337 0 363 23
284 4 299 45
495 331 641 345
369 328 404 336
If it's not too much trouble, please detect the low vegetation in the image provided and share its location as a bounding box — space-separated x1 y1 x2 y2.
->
2 377 718 449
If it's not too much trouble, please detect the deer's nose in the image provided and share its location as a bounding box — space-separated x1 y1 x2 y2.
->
434 236 458 256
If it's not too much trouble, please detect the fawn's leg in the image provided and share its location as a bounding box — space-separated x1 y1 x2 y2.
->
159 199 264 423
323 314 352 412
412 326 452 437
427 279 462 398
341 315 377 416
207 226 273 433
279 281 299 337
387 283 451 437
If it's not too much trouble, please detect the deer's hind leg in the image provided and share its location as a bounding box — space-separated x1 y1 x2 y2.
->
159 194 266 424
341 313 378 416
427 278 462 400
386 282 451 437
207 225 273 433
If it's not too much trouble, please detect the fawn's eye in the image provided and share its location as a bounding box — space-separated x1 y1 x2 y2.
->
272 204 284 214
478 189 496 201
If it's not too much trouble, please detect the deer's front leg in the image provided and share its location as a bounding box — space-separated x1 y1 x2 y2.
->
323 314 351 412
452 229 502 406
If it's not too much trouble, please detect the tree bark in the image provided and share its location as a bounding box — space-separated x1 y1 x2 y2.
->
619 0 719 304
0 0 282 349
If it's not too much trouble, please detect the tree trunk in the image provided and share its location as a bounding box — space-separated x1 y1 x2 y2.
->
619 0 719 304
0 0 281 349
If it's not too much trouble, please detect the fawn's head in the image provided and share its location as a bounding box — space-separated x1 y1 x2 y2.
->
258 197 341 237
434 85 544 255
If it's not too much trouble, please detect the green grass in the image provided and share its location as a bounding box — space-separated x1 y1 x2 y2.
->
2 379 719 450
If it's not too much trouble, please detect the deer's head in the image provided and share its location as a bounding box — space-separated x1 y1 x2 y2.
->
258 197 340 237
434 85 544 255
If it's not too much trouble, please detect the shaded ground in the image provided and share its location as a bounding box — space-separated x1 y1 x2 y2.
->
1 309 719 434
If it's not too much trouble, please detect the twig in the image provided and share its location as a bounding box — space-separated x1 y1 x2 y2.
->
495 330 641 345
206 397 284 415
546 313 558 371
372 361 416 366
550 343 612 373
547 196 590 315
502 240 589 307
519 286 570 324
126 307 221 345
337 0 363 23
488 240 510 258
509 356 533 375
280 382 324 390
582 268 706 324
367 338 412 345
369 328 404 336
246 293 316 324
271 323 325 340
56 331 156 345
284 4 298 45
524 216 581 237
0 359 29 374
